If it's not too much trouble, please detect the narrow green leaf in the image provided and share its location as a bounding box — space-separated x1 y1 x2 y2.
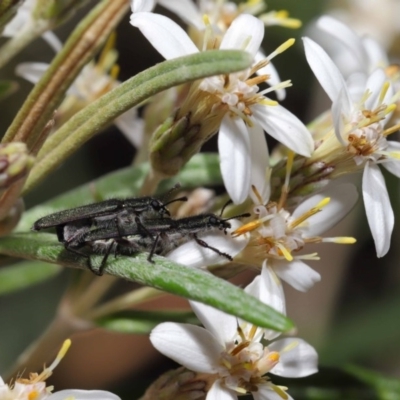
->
345 365 400 400
24 49 252 193
0 260 61 295
0 232 293 332
17 153 221 232
96 310 198 334
0 80 18 101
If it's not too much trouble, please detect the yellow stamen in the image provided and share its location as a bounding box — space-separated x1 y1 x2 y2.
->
388 151 400 159
249 324 258 341
260 99 278 106
268 352 280 363
383 122 400 137
268 38 295 60
232 219 262 236
28 391 39 400
289 197 330 229
251 185 264 205
276 243 293 261
379 82 390 104
98 32 116 70
271 383 289 400
324 237 356 244
110 64 120 80
278 151 294 209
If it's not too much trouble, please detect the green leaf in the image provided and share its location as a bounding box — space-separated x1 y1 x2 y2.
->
345 365 400 400
96 310 198 334
0 260 61 295
23 49 252 193
17 153 221 232
0 232 293 332
0 80 18 101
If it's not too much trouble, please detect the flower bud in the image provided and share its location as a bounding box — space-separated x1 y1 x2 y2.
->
0 142 34 191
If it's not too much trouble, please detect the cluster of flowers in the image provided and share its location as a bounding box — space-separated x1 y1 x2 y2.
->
3 0 400 399
126 1 400 399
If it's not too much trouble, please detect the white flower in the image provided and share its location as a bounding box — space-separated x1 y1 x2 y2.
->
15 36 143 148
150 268 318 400
2 0 61 52
303 37 400 257
234 182 358 291
131 12 313 203
166 218 250 269
0 340 120 400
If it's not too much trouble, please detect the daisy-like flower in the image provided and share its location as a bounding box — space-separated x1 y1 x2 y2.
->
303 37 400 257
0 339 120 400
130 12 313 203
15 34 143 149
233 156 358 291
150 268 318 400
2 0 62 52
165 215 250 269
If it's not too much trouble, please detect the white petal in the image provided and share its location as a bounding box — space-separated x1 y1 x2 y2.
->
150 322 222 373
316 16 367 67
15 62 48 84
255 51 285 101
259 264 286 341
362 162 394 257
131 0 155 12
219 116 251 204
253 385 294 400
207 380 237 400
362 36 389 69
114 108 144 148
273 259 321 292
269 338 318 378
42 31 63 52
220 14 264 57
364 69 391 110
130 12 199 59
248 123 270 202
303 37 351 110
292 183 359 236
47 390 121 400
158 0 204 30
189 301 237 345
259 263 286 315
166 220 249 268
331 88 350 140
383 141 400 178
251 103 314 157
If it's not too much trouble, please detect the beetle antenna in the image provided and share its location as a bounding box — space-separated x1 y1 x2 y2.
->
224 212 251 222
219 200 233 217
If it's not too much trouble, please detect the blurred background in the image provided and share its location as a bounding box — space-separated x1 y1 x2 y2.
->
0 0 399 398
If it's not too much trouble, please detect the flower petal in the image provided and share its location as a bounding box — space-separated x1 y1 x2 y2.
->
150 322 222 373
47 390 121 400
207 380 237 400
114 108 144 148
251 103 314 157
292 183 359 236
383 141 400 178
362 162 394 257
248 123 270 202
166 220 249 268
316 16 367 67
253 385 294 400
303 37 351 110
131 0 155 12
15 62 48 84
220 14 264 57
189 301 238 345
269 338 318 378
158 0 204 30
272 259 321 292
130 12 199 59
219 115 252 204
364 68 392 110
